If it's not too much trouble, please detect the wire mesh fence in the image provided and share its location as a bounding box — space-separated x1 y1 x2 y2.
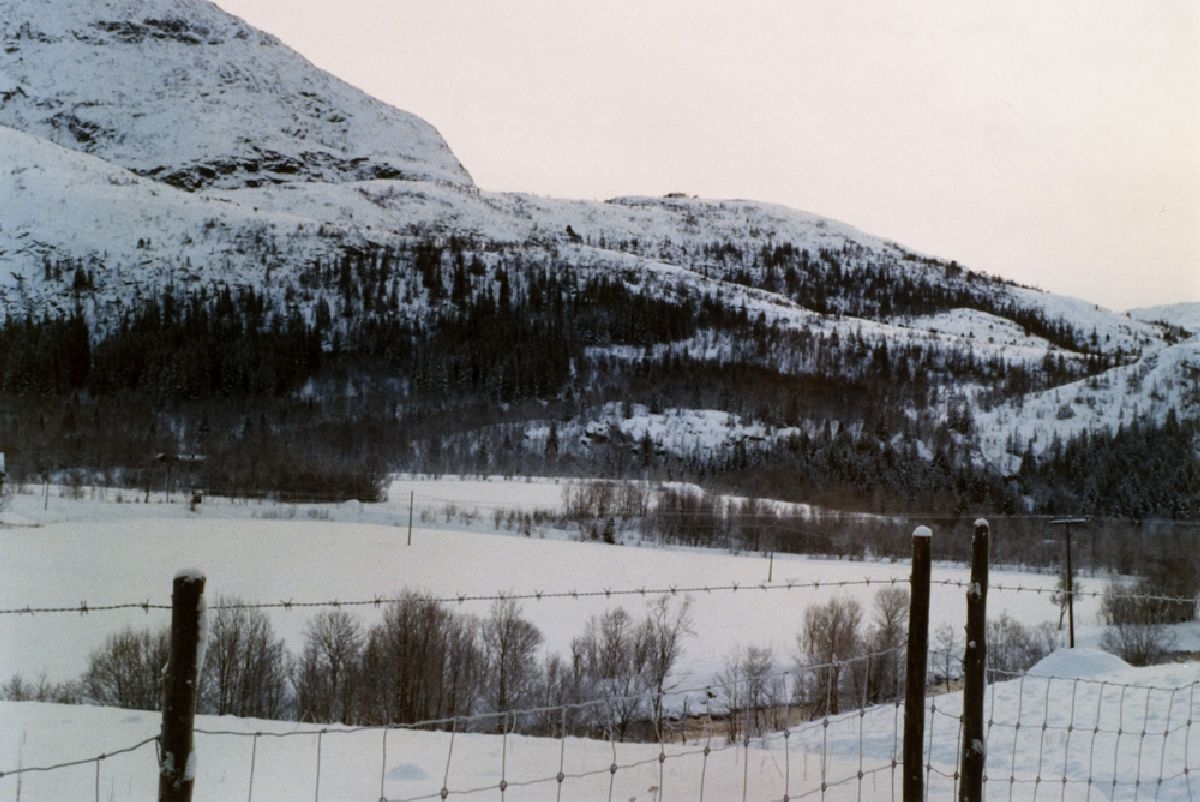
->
7 664 1199 801
5 634 1200 802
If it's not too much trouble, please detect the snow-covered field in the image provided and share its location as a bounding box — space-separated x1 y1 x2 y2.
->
0 480 1102 686
3 477 1200 800
3 649 1199 801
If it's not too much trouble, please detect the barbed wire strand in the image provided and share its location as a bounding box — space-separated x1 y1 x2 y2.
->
9 577 1200 620
933 578 1200 608
0 576 905 617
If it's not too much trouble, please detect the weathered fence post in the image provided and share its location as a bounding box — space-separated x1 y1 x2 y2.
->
160 570 206 802
959 519 989 802
903 525 932 802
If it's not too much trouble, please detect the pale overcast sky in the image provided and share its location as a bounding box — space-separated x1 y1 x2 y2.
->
214 0 1199 311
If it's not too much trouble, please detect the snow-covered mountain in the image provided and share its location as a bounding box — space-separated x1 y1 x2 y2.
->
0 0 471 189
0 0 1193 505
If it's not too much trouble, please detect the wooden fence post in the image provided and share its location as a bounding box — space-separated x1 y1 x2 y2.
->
903 525 932 802
160 570 206 802
959 519 990 802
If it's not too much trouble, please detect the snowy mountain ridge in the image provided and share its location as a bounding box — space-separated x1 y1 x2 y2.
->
0 0 1194 498
0 0 471 189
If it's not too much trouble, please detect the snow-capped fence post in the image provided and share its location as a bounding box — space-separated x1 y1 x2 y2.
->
160 570 207 802
903 525 932 802
958 519 989 802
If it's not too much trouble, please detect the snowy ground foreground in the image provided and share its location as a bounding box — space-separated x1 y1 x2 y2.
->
0 480 1106 687
3 649 1200 801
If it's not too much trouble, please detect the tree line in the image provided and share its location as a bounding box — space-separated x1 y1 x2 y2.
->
1 238 1189 514
2 594 692 741
3 584 1092 743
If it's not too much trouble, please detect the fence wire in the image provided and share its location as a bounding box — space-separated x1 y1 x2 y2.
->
922 668 1200 801
5 661 1200 800
0 576 905 617
3 653 906 801
6 574 1199 619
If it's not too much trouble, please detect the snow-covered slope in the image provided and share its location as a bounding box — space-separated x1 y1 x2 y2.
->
0 126 344 316
0 0 1191 486
0 0 471 189
1130 302 1200 336
974 337 1200 471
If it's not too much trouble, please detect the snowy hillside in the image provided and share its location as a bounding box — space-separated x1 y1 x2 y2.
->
0 0 1193 505
0 126 341 323
1130 302 1200 335
0 0 471 189
974 337 1200 470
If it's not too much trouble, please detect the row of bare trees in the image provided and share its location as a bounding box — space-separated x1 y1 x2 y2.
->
5 593 694 741
6 586 1083 744
713 588 910 742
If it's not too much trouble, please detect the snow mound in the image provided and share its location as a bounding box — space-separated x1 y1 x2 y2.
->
0 510 39 528
1028 647 1129 680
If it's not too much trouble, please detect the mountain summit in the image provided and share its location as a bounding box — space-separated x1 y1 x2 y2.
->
0 0 472 189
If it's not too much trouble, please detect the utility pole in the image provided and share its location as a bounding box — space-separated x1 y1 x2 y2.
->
1050 517 1088 649
407 490 414 546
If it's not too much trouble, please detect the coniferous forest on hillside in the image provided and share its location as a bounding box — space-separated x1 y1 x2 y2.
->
1 239 1195 530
